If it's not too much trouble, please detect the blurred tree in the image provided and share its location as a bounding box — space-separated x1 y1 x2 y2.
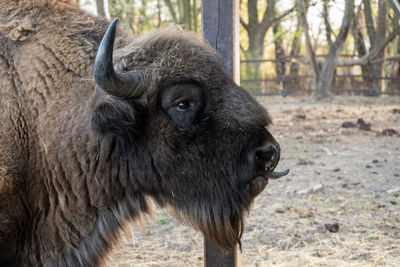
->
104 0 199 34
298 0 355 99
323 0 333 47
108 0 164 34
316 0 354 99
82 0 400 95
338 0 400 92
289 0 305 77
192 0 197 32
163 0 199 31
240 0 293 80
352 5 369 76
96 0 106 17
157 0 162 28
164 0 178 22
273 6 286 94
296 0 319 93
372 0 387 92
108 0 136 33
388 0 400 18
351 1 400 92
137 0 150 33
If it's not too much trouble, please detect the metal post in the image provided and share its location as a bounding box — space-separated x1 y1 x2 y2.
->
201 0 240 266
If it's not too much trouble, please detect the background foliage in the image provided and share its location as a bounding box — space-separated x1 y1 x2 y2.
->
77 0 400 98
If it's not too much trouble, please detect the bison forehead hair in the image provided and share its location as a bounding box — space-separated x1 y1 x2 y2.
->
113 27 272 126
0 0 287 266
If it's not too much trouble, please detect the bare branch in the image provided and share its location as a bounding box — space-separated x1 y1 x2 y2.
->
337 25 400 66
239 43 246 54
296 53 400 66
296 0 319 80
164 0 179 24
316 0 354 99
387 0 400 19
259 0 276 35
240 17 249 31
371 54 400 64
323 0 333 46
363 0 376 44
270 7 295 26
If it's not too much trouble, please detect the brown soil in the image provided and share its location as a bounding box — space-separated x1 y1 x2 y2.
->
105 96 400 267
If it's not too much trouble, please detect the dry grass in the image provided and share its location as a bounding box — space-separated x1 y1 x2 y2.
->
105 96 400 266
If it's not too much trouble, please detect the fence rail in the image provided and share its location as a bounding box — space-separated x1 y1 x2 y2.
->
241 55 400 96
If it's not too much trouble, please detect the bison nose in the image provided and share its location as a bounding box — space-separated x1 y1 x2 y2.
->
254 143 280 172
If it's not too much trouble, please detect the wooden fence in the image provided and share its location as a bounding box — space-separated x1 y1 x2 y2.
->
241 56 400 96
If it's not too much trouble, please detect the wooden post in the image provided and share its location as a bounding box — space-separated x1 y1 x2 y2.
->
201 0 240 267
202 0 240 83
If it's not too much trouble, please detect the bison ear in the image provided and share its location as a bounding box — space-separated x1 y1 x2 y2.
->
0 16 37 41
90 99 147 141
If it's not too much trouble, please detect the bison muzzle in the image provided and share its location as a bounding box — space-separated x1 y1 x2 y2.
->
0 0 288 266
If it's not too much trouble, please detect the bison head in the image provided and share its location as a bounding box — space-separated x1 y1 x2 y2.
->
91 19 288 251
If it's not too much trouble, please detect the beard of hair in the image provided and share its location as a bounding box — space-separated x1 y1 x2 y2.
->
162 187 250 252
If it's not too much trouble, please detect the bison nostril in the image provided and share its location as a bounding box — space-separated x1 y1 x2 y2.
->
254 144 278 169
255 150 275 165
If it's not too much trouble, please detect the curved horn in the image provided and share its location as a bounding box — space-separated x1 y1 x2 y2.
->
94 18 149 98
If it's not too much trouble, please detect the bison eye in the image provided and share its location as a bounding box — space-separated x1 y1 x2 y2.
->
159 83 206 130
176 101 190 111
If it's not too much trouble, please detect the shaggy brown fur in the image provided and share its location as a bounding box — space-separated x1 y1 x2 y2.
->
0 1 282 266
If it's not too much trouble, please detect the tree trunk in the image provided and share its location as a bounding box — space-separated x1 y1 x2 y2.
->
183 0 192 30
108 0 122 19
360 0 375 89
240 0 292 92
241 0 273 82
178 0 185 24
323 0 333 47
386 36 398 92
363 0 376 45
246 0 268 81
289 0 306 90
157 0 162 28
296 0 319 91
372 0 387 92
96 0 106 17
289 19 302 76
164 0 179 24
352 5 370 79
315 0 354 100
192 0 198 32
273 9 286 94
164 0 198 30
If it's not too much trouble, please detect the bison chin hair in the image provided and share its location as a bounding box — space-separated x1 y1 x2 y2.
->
161 189 250 252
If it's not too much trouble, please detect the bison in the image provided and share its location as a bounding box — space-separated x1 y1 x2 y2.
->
0 0 288 266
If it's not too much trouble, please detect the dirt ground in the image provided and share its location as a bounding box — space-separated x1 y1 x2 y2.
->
105 96 400 267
